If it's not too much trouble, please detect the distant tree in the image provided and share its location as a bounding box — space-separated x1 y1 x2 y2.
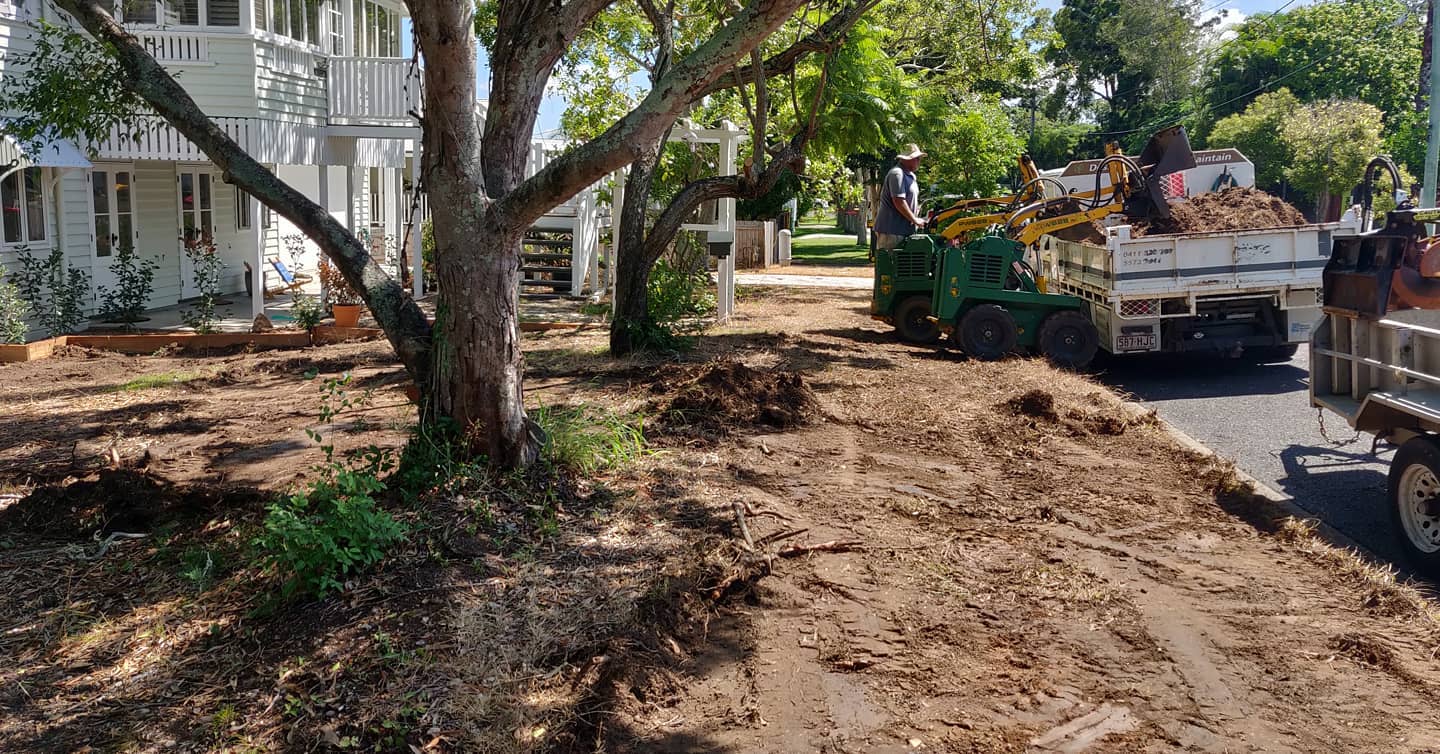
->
1046 0 1209 134
1022 115 1095 170
910 94 1025 198
1203 0 1421 129
1205 88 1301 190
1281 99 1386 216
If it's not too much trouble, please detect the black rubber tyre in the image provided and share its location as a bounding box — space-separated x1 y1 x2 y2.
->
1248 343 1301 363
956 304 1018 360
894 296 941 344
1038 310 1100 369
1388 436 1440 575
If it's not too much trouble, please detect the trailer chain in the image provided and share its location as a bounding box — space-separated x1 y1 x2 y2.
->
1316 407 1362 446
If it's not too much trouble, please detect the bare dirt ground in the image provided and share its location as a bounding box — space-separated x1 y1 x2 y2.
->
4 288 1440 752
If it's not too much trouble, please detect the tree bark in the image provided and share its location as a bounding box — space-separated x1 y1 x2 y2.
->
410 0 538 467
610 143 665 355
52 0 432 384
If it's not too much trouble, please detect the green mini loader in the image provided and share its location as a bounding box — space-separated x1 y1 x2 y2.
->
871 231 1100 368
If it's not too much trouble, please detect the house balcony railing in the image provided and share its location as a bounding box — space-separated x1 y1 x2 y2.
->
326 57 421 127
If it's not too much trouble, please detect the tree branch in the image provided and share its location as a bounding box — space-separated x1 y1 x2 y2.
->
491 0 811 229
53 0 431 381
696 0 879 98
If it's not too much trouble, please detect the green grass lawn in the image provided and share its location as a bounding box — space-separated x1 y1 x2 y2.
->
790 223 870 266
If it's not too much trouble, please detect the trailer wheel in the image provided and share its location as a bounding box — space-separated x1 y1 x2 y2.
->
1389 436 1440 573
1038 310 1100 369
956 304 1018 360
894 296 940 344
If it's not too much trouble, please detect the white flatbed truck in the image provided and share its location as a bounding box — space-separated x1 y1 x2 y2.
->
1038 220 1359 357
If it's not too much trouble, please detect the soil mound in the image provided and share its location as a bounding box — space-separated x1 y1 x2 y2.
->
1133 187 1307 237
0 469 258 537
654 361 820 436
1006 389 1059 420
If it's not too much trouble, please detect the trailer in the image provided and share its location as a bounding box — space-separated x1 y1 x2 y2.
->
1038 220 1359 356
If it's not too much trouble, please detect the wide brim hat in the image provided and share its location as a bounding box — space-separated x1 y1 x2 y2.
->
897 143 926 160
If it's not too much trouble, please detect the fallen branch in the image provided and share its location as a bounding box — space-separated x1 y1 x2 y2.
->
778 540 865 558
757 527 808 547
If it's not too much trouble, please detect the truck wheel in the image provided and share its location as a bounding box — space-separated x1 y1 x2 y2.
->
1389 436 1440 574
1039 310 1100 369
894 296 940 344
957 304 1018 360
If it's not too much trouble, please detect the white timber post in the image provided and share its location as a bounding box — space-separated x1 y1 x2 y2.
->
716 121 738 323
250 192 265 318
778 228 792 265
410 148 423 297
610 167 625 295
346 166 357 233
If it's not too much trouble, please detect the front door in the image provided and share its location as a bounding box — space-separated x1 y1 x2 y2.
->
177 168 215 299
90 166 137 297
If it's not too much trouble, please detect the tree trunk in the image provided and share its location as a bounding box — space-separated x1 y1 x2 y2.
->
610 143 665 355
412 0 538 467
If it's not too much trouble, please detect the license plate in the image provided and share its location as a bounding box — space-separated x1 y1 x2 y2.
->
1116 333 1156 352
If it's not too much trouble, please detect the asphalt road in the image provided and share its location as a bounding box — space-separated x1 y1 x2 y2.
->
1097 350 1408 566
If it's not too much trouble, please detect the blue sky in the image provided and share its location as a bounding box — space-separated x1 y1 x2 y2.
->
461 0 1315 134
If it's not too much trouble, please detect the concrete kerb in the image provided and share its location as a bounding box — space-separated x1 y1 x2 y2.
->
1128 399 1375 559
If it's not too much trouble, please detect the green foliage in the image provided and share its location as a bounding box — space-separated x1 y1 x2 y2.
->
255 373 405 599
0 21 154 149
1281 99 1387 201
181 235 224 334
0 264 30 344
648 235 715 332
290 294 324 330
395 418 483 500
531 404 647 475
1202 0 1422 129
1023 116 1095 172
97 244 157 326
255 451 405 599
738 170 802 221
10 246 90 338
1206 89 1301 189
1046 0 1209 134
109 371 202 392
1384 107 1429 177
910 95 1025 197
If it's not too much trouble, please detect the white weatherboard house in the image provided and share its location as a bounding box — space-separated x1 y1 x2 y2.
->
0 0 432 336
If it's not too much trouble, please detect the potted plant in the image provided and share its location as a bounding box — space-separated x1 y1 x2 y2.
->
319 259 364 327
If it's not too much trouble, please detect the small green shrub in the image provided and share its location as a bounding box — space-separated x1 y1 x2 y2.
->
0 264 30 343
532 404 647 475
256 452 406 599
255 373 404 599
97 244 157 326
11 246 90 337
181 234 224 334
290 294 323 330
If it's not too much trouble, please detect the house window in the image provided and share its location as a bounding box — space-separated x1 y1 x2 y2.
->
120 0 238 26
236 190 252 230
91 169 134 257
369 167 384 225
353 1 399 57
179 170 215 242
1 167 47 244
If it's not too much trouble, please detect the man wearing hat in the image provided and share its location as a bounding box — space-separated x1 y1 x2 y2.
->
874 144 927 250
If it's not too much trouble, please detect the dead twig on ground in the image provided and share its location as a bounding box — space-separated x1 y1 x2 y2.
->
778 540 865 558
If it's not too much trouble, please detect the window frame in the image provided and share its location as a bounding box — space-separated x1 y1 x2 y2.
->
1 167 51 247
89 165 137 259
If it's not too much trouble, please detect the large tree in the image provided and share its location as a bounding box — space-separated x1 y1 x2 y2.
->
15 0 818 466
1202 0 1422 129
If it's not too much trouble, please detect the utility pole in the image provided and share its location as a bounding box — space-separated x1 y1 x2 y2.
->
1426 0 1440 209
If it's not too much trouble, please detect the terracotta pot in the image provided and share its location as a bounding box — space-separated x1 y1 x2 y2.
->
332 303 363 328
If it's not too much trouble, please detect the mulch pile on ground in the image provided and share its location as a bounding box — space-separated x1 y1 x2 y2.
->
653 361 821 437
1131 186 1308 237
0 469 256 537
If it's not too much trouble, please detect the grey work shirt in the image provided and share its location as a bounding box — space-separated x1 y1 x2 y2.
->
875 165 919 236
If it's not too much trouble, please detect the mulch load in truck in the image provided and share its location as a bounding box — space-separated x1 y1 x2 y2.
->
1037 187 1360 357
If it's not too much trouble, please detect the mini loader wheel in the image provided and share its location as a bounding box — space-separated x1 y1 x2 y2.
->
1389 436 1440 574
957 304 1018 360
1038 310 1100 369
894 295 941 344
